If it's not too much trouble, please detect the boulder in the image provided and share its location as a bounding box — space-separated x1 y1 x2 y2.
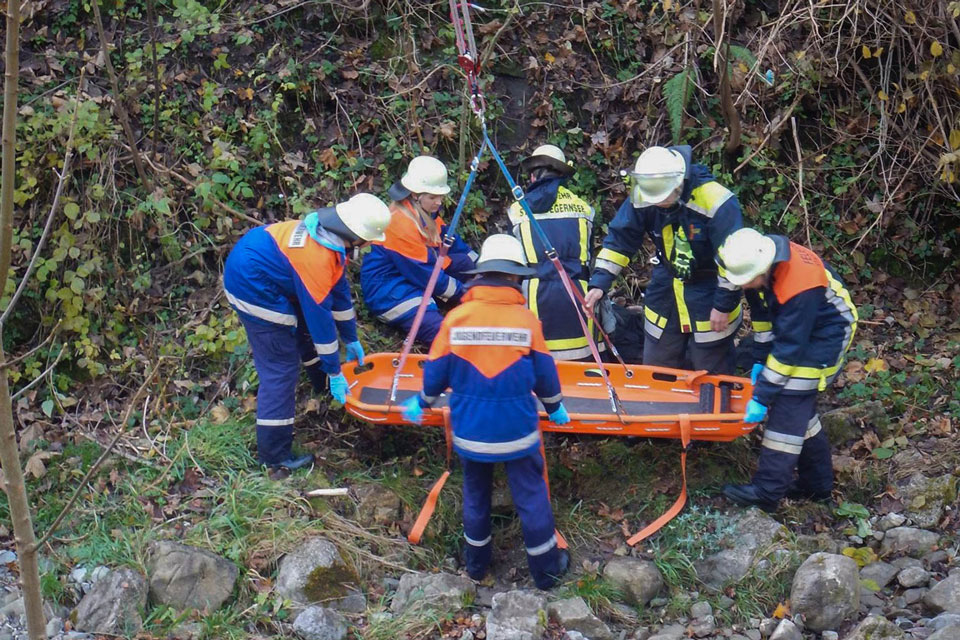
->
769 619 802 640
929 614 960 631
880 528 940 558
695 510 786 591
842 614 905 640
602 557 663 606
924 574 960 614
790 553 860 631
547 596 614 640
486 590 548 640
896 473 958 529
860 562 899 590
820 401 889 444
353 484 402 527
146 541 238 611
73 568 148 636
926 626 960 640
292 606 348 640
275 538 361 615
390 573 476 614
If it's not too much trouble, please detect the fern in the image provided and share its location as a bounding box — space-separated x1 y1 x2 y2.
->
729 44 758 67
663 67 693 144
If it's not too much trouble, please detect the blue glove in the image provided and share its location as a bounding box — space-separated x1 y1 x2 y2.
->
401 396 423 424
328 373 348 404
744 399 768 423
549 404 570 425
345 341 365 366
750 363 764 385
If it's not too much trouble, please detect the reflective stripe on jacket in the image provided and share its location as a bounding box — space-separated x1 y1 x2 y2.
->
509 183 602 359
587 145 744 342
417 279 563 462
360 199 476 324
223 220 356 375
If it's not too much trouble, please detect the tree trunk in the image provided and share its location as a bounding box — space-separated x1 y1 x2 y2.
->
0 1 47 639
713 0 742 159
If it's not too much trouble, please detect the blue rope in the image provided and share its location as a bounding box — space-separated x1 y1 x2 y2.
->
444 138 488 242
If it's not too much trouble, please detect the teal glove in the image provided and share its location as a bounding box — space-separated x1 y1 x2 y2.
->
744 399 768 423
751 363 764 385
401 396 423 424
328 373 348 404
345 341 365 366
549 404 570 425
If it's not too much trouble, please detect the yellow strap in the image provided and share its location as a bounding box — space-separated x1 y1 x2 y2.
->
578 217 588 264
520 220 538 264
662 225 674 263
673 279 692 333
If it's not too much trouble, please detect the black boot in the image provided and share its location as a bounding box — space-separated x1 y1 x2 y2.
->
785 482 832 503
272 453 315 471
722 483 778 513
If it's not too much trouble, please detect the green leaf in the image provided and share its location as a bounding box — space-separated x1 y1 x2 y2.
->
212 172 231 185
64 202 80 220
836 501 870 519
872 447 894 459
41 399 54 417
663 68 693 144
860 578 881 592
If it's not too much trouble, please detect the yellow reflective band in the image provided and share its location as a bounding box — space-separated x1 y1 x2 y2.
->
546 336 589 350
753 321 773 332
673 278 692 333
597 247 630 267
663 224 675 263
765 354 843 381
528 277 540 318
520 220 538 264
507 202 526 226
579 217 588 264
690 181 734 218
643 305 667 329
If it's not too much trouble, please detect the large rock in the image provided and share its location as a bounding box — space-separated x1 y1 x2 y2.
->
547 596 613 640
924 574 960 614
842 615 905 640
390 573 476 614
695 510 786 591
860 562 899 590
276 538 360 615
881 527 940 557
929 614 960 631
146 541 238 611
486 590 547 640
602 557 663 606
790 553 860 631
896 473 958 529
73 567 148 636
926 626 960 640
292 605 348 640
820 401 889 444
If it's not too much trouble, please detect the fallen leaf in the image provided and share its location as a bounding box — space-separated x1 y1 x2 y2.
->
341 68 359 80
544 52 555 64
25 451 55 479
210 404 230 424
772 601 790 619
864 357 888 373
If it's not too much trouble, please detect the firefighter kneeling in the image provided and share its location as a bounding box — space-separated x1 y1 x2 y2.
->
402 234 571 589
717 228 858 512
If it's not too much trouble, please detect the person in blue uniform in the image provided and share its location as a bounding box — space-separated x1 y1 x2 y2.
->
401 235 571 589
223 194 391 470
717 228 858 511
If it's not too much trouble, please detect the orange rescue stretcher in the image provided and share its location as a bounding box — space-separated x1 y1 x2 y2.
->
342 353 756 545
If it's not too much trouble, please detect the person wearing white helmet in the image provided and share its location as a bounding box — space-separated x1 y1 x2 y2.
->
507 144 605 361
361 155 478 345
223 193 391 472
401 234 571 589
583 145 744 374
715 228 858 511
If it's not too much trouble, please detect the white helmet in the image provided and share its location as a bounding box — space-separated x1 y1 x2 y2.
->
718 228 777 286
334 193 391 242
520 144 574 176
466 234 536 277
400 156 451 196
629 146 686 206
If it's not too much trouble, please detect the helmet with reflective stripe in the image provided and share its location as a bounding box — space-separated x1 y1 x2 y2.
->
331 193 391 242
718 228 777 286
520 144 575 177
400 156 451 196
629 146 686 206
465 234 536 277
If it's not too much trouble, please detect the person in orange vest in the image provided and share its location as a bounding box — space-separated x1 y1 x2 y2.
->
361 156 478 345
223 194 391 471
716 228 858 511
401 234 571 589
